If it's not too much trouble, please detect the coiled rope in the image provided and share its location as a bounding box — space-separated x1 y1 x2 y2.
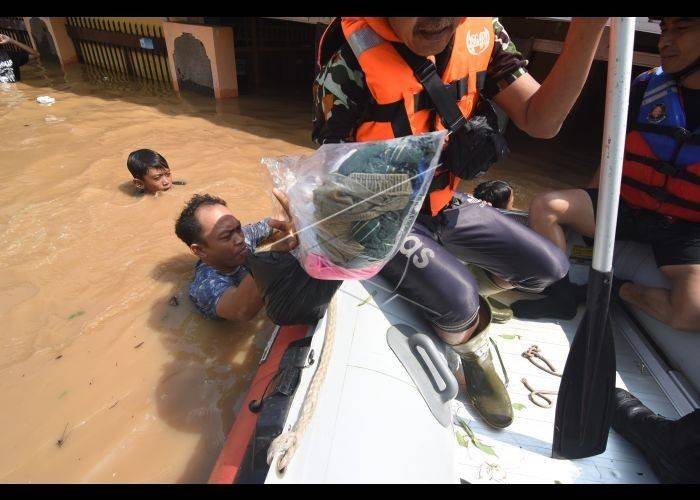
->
266 292 338 474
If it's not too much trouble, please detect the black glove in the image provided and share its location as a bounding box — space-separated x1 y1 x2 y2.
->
440 99 509 180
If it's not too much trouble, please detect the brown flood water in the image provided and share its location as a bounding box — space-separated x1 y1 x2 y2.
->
0 62 594 483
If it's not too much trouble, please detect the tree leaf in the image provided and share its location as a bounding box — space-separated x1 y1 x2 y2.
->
457 416 498 457
68 310 85 320
512 403 527 411
457 417 475 439
473 440 498 457
357 290 377 307
498 334 521 340
456 432 470 448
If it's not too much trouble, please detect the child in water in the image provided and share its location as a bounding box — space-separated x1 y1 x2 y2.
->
473 179 514 210
126 149 185 194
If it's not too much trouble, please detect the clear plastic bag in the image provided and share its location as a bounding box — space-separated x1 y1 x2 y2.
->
262 131 447 280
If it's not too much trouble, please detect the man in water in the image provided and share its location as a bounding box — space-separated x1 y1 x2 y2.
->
513 17 700 331
0 33 38 83
175 192 297 321
314 17 609 428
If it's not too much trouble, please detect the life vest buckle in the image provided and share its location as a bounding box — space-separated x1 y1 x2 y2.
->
415 61 437 84
673 127 691 142
649 186 672 202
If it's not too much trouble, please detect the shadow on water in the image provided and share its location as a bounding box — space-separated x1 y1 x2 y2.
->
146 252 274 483
19 61 316 150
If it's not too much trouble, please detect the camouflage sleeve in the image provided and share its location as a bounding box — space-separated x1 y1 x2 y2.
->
312 45 369 145
483 17 529 99
243 218 273 252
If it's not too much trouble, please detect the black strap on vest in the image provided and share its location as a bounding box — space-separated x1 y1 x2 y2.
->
392 42 468 134
625 152 700 184
622 176 700 212
631 122 700 146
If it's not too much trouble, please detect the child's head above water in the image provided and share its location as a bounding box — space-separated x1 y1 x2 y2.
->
127 149 172 194
473 180 514 210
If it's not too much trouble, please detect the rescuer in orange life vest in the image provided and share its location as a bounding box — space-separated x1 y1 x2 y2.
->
313 17 610 429
514 17 700 333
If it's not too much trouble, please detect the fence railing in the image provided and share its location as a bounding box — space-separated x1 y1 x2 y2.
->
0 17 33 49
65 17 171 84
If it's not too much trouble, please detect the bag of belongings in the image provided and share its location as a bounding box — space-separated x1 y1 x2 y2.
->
262 131 447 280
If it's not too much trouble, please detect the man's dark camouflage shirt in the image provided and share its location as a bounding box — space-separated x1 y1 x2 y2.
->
312 18 528 145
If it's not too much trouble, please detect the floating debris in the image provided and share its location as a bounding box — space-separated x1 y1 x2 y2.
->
58 390 68 399
134 341 144 349
512 403 526 411
36 95 55 105
172 180 187 186
169 296 179 307
55 354 63 360
56 423 70 448
68 311 85 320
108 401 119 410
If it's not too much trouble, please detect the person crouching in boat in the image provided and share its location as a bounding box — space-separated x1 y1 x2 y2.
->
513 17 700 332
313 17 610 429
174 191 297 322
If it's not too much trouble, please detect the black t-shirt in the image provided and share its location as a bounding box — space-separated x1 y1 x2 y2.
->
0 50 29 83
682 87 700 132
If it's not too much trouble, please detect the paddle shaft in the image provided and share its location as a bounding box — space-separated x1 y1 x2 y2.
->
591 18 637 273
552 18 636 459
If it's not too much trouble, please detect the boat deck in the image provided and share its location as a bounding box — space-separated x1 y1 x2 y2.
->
266 279 676 484
450 290 677 484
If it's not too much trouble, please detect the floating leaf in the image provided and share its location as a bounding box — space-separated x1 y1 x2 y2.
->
512 403 527 411
456 432 470 448
68 310 85 320
357 290 377 307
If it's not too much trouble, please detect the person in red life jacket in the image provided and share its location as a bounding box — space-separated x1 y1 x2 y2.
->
314 17 609 429
513 17 700 332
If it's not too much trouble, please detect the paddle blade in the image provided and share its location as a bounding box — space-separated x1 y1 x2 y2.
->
552 270 616 459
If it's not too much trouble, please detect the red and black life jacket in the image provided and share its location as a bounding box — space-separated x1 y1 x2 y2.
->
621 67 700 222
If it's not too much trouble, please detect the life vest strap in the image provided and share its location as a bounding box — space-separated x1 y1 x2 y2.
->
413 72 487 113
625 152 700 184
632 122 700 145
622 176 700 211
392 42 467 133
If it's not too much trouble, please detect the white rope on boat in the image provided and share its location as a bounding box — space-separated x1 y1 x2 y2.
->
266 292 339 474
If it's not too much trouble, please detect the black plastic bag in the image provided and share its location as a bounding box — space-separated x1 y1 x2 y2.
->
245 251 342 326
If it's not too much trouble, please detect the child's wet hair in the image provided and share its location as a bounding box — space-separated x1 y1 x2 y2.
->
473 180 513 209
127 149 169 180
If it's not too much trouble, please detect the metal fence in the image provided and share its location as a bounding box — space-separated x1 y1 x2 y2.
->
65 17 171 84
0 17 33 48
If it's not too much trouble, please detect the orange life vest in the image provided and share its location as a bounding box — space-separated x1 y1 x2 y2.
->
339 17 494 216
621 67 700 222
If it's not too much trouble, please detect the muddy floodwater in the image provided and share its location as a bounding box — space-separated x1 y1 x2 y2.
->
0 63 594 483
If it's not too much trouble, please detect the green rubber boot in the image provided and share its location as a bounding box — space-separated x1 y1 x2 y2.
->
467 264 513 324
451 297 514 429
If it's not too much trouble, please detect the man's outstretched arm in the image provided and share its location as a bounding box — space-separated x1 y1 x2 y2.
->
0 34 39 60
494 18 610 139
215 274 264 322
